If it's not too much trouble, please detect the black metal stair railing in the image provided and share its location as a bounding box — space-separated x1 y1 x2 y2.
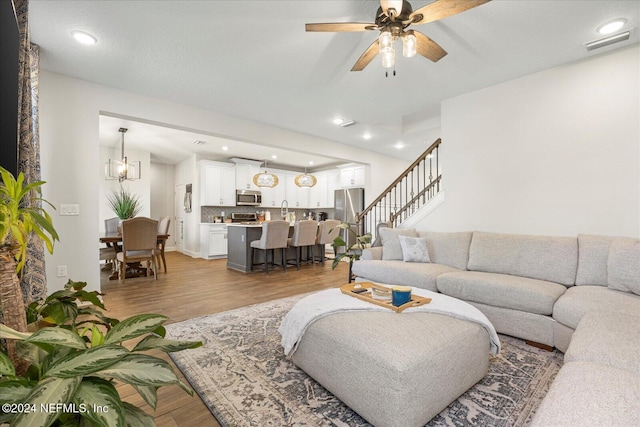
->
357 138 442 236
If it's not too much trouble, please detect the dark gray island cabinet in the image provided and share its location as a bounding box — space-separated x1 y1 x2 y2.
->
226 224 265 272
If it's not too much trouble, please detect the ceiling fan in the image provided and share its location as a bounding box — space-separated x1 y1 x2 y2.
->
306 0 491 73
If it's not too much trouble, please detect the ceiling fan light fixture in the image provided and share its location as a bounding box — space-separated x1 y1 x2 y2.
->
379 30 393 51
402 31 417 57
381 46 395 68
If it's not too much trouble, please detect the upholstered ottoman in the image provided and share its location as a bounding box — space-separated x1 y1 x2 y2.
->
291 311 490 427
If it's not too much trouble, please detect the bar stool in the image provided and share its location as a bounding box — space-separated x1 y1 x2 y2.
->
250 220 290 274
315 219 341 266
287 220 319 270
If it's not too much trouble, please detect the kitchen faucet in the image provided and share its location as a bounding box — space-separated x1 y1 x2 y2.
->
280 200 288 219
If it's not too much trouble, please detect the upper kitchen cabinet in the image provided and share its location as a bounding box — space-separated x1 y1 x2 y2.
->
285 174 309 209
260 171 286 208
339 165 365 188
200 160 236 206
308 170 339 208
234 162 262 191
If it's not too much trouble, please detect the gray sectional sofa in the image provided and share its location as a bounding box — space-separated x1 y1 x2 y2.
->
353 229 640 425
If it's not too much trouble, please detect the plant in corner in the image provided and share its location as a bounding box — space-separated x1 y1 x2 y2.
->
106 186 142 220
331 222 371 282
0 279 203 427
0 166 59 374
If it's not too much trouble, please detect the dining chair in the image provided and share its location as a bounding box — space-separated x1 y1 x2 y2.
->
99 217 120 272
156 216 171 273
116 217 158 284
287 220 318 270
315 219 341 266
250 220 290 274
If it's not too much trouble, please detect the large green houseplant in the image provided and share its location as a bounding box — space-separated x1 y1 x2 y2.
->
0 166 59 373
1 279 202 427
106 186 142 220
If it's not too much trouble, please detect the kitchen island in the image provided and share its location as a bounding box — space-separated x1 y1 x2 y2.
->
226 223 296 272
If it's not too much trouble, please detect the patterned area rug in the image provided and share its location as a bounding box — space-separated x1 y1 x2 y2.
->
165 295 563 426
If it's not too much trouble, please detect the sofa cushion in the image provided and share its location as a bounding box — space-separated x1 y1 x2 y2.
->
398 236 430 263
417 231 472 270
467 232 578 286
530 361 640 427
378 228 418 260
436 271 566 315
552 285 640 329
352 260 459 292
575 234 617 286
608 238 640 295
566 311 640 375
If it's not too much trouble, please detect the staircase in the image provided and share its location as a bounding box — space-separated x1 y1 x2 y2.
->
358 138 442 236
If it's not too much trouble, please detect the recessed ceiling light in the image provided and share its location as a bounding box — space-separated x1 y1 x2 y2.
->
71 30 97 45
394 142 404 149
363 133 372 140
222 146 228 151
597 19 626 35
309 161 314 165
332 117 345 125
271 155 277 159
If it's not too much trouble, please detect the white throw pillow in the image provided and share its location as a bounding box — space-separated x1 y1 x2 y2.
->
399 235 431 263
378 227 418 260
607 238 640 296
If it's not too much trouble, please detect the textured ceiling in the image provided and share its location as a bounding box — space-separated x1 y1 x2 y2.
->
29 0 640 167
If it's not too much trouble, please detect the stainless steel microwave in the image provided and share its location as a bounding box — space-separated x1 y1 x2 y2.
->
236 190 262 206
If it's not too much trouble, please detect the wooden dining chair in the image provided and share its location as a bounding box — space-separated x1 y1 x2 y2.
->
156 216 171 273
116 217 158 284
99 217 120 272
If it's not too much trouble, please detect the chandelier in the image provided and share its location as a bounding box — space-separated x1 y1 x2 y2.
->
105 128 140 182
252 159 279 188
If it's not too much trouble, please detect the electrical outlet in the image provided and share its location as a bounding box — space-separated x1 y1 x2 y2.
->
57 265 67 277
60 204 80 216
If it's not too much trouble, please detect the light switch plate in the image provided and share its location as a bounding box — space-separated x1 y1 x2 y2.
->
60 204 80 216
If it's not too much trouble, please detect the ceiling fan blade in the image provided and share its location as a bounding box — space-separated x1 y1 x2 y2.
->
410 0 491 25
414 31 447 62
305 22 376 32
380 0 404 16
351 39 380 71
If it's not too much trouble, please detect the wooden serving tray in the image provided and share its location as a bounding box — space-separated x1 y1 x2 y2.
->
340 282 431 313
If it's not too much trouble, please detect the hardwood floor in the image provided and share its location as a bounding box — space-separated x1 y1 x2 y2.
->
100 251 349 427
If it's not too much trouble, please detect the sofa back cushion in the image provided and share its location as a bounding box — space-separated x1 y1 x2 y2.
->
378 227 418 260
417 231 473 270
467 232 578 286
575 234 617 286
607 238 640 296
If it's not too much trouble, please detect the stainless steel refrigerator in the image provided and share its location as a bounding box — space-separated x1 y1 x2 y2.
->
334 188 365 250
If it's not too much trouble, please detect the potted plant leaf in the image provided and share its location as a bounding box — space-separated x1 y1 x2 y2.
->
330 222 371 282
106 186 142 220
0 279 203 427
0 166 59 374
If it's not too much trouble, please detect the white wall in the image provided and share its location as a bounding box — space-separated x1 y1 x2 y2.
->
423 45 640 238
38 72 408 292
150 162 176 250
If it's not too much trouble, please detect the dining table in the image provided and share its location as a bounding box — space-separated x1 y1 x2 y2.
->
99 233 169 280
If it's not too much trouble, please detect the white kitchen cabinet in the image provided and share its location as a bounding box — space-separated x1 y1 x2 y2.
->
200 223 228 259
235 163 262 191
339 165 365 188
285 174 310 208
200 161 236 206
308 172 328 208
260 171 286 208
325 170 339 208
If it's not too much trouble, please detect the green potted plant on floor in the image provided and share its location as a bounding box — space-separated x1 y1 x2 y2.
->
1 279 203 427
331 222 371 282
0 166 59 374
